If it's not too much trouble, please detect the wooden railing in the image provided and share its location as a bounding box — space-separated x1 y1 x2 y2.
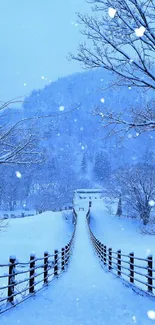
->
86 209 155 297
0 208 77 314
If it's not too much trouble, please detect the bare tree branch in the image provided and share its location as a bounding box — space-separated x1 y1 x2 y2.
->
71 0 155 134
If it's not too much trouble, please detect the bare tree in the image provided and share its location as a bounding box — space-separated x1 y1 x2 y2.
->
0 97 83 165
71 0 155 133
0 97 45 164
0 117 42 164
115 164 155 225
94 99 155 137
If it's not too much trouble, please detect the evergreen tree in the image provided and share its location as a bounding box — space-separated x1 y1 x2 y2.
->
81 153 87 174
116 195 122 217
93 152 111 183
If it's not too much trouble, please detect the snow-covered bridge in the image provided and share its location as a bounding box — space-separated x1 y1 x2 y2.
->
0 198 154 325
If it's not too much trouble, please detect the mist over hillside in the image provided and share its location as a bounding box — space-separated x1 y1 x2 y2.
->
0 69 154 212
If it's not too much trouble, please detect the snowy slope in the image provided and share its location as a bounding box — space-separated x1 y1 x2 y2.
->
0 210 73 263
0 199 155 325
90 200 155 258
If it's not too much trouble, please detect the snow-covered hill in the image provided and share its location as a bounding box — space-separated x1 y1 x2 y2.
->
0 210 73 263
91 199 155 259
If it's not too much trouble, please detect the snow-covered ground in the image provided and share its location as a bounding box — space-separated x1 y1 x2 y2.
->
0 197 155 324
0 209 73 311
90 199 155 258
0 210 73 263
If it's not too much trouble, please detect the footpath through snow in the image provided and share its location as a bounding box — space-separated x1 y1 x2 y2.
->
1 202 155 325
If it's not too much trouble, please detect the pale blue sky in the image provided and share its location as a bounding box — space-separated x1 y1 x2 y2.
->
0 0 89 102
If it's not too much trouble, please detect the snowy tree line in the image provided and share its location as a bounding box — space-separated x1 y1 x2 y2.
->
0 62 155 223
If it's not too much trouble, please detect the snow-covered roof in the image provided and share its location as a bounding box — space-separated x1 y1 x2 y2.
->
75 189 103 193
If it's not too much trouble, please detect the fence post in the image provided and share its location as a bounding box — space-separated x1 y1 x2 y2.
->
61 248 65 271
117 250 121 276
147 255 153 293
104 245 107 265
54 250 58 276
129 252 134 283
29 253 35 293
109 248 112 270
101 244 104 262
97 240 100 256
65 245 68 267
44 251 48 284
8 256 16 303
98 242 102 258
67 245 70 264
96 240 99 254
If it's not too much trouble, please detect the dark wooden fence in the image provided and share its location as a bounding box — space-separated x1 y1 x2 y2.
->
0 209 77 314
86 209 155 297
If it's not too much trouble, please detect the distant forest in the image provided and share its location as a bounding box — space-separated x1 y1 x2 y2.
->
0 69 154 222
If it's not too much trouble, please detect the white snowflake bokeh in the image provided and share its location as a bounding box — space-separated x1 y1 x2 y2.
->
16 171 22 179
108 7 117 18
59 106 65 111
147 310 155 320
135 26 146 37
149 200 155 207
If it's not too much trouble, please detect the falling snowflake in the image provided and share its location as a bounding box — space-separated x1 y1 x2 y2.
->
16 171 22 178
74 119 77 122
108 7 117 18
80 127 84 131
41 76 45 80
135 26 146 37
24 83 27 86
129 59 134 64
57 133 60 136
59 106 65 111
128 134 133 139
76 297 79 302
136 132 139 137
81 146 85 150
132 316 136 323
147 310 155 320
100 98 105 103
146 248 151 255
128 87 131 90
149 200 155 207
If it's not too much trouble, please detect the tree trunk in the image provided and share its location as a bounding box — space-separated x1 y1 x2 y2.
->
116 196 122 217
140 208 150 225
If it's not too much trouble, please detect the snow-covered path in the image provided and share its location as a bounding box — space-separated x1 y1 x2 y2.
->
1 206 155 325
